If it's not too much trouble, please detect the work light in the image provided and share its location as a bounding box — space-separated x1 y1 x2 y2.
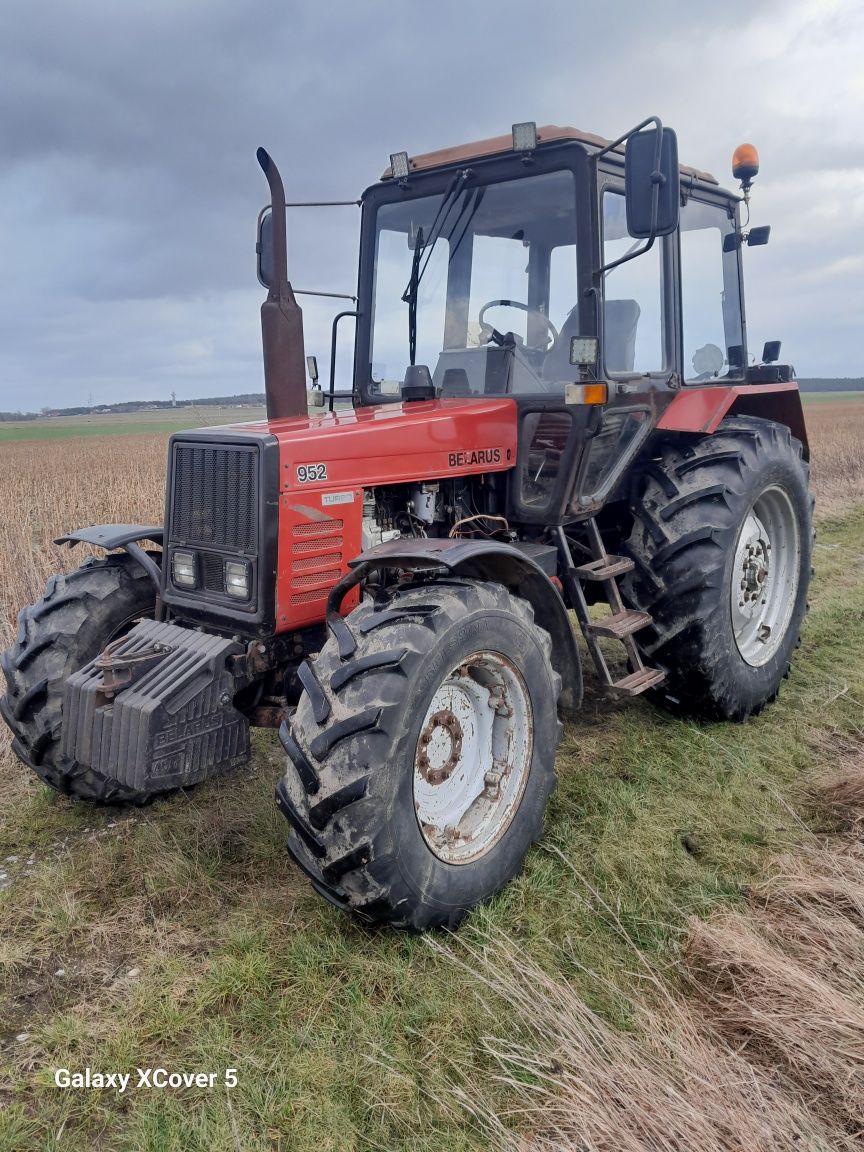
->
511 122 537 152
389 151 410 180
172 551 197 589
224 559 251 600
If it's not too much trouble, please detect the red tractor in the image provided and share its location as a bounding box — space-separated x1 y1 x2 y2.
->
1 119 812 928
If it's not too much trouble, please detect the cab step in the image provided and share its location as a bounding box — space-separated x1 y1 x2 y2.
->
610 667 667 696
573 555 635 581
589 608 653 640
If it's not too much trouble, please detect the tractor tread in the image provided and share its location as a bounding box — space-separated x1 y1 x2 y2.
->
297 660 331 723
309 707 381 761
278 580 563 929
279 721 321 794
329 648 407 692
0 554 160 803
621 416 814 721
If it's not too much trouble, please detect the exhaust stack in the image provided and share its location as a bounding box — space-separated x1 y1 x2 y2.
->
256 148 308 420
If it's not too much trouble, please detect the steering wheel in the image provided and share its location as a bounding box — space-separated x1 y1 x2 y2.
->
477 299 559 352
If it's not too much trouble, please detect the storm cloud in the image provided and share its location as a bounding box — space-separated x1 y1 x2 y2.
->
0 0 861 409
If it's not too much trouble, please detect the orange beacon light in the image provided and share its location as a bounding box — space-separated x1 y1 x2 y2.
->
732 143 760 190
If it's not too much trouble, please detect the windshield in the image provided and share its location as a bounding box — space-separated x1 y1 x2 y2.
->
366 168 580 401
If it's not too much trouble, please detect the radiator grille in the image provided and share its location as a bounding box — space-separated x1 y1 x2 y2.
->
292 519 343 538
289 519 345 607
201 552 225 593
293 551 342 572
170 443 258 551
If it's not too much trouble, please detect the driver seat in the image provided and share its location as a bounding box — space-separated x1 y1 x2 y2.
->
541 306 582 383
542 299 642 380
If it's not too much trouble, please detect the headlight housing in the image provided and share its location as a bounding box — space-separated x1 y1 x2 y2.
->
224 559 251 600
172 550 197 588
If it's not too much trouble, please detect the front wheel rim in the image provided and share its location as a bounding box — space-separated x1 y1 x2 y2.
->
730 485 801 667
413 651 533 865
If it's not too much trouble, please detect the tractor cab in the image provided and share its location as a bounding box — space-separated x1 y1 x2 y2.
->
356 123 745 408
258 119 770 520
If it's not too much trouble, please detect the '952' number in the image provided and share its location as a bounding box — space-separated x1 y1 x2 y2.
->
297 463 327 484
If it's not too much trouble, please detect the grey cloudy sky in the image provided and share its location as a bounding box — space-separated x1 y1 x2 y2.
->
1 0 861 410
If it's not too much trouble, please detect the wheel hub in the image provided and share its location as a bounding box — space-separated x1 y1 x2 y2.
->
738 530 770 616
417 709 464 785
730 486 801 667
413 652 533 865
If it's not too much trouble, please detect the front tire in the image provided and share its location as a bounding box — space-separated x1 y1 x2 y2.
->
277 580 562 929
621 416 814 720
1 554 158 803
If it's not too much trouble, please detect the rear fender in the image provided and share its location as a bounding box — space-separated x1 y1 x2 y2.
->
54 524 163 590
658 383 809 458
338 538 582 718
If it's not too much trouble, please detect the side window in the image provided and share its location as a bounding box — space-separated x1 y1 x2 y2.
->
601 189 664 375
549 243 578 332
680 198 744 381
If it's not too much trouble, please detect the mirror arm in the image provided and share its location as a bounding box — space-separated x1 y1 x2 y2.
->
595 114 664 161
329 310 359 412
594 232 656 278
594 113 668 275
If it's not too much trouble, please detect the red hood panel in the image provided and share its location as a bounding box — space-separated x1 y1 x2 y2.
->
226 397 518 491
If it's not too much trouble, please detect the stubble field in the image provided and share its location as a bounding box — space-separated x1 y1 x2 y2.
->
0 395 862 1150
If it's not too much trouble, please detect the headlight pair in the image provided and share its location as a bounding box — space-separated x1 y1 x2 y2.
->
171 551 251 601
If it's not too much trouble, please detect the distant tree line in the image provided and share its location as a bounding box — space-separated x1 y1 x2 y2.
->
797 379 864 393
0 394 267 420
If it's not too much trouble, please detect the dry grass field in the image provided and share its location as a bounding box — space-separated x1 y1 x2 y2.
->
0 396 862 1150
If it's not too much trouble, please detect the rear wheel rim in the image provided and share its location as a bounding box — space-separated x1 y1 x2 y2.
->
730 485 801 667
413 651 533 865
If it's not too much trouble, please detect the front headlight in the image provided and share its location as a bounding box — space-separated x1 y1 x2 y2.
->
224 559 251 600
172 550 197 588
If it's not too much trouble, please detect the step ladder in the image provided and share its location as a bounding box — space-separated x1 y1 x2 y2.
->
554 520 666 698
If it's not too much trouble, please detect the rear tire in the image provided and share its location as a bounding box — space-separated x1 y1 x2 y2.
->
621 416 814 720
1 554 158 803
277 580 562 929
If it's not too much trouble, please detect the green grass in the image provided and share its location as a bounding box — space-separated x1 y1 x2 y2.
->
801 390 864 402
0 408 266 442
1 508 863 1150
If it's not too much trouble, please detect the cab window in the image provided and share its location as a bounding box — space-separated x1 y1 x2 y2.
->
601 188 664 375
679 197 744 381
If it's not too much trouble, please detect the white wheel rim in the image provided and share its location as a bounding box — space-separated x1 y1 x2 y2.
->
413 652 533 865
730 485 801 667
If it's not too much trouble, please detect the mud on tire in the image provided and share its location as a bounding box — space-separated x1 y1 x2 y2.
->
621 416 814 721
1 554 158 803
277 580 563 930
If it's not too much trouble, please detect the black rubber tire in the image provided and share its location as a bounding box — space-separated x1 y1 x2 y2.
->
277 580 563 930
621 416 814 721
1 554 158 803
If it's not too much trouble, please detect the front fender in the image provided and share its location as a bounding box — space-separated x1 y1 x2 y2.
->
54 524 163 590
345 537 582 718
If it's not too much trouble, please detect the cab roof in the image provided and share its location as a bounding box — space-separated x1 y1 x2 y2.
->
381 124 719 186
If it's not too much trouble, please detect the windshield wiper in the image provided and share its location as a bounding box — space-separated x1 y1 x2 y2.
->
402 169 471 365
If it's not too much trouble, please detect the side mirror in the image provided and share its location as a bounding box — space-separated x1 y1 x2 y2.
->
747 225 770 247
256 210 274 289
625 127 680 239
762 340 781 364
